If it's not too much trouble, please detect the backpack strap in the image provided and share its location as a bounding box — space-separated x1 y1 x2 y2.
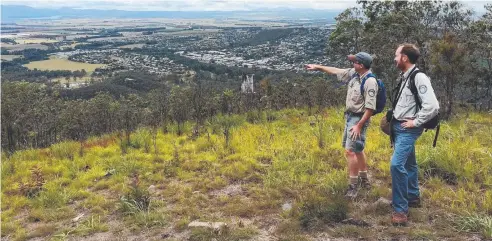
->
335 73 358 88
360 73 377 96
392 66 417 110
433 124 440 147
339 73 358 87
410 69 440 147
409 70 422 113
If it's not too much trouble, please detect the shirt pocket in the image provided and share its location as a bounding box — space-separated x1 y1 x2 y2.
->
397 87 415 108
351 88 363 103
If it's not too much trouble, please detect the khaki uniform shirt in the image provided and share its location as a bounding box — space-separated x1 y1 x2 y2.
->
337 68 378 114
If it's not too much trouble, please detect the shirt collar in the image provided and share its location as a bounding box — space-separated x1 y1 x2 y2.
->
401 64 417 79
355 69 372 80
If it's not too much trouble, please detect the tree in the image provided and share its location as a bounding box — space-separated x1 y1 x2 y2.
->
464 4 492 110
146 87 170 154
116 94 146 153
430 33 467 119
88 92 119 134
1 82 46 153
169 86 193 136
219 89 235 115
327 7 364 65
190 80 210 136
60 100 91 156
328 0 474 116
148 87 170 134
211 114 245 148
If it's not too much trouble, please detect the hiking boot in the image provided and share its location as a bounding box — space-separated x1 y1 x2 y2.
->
392 212 408 226
344 184 358 199
389 197 421 208
358 177 372 189
408 197 421 208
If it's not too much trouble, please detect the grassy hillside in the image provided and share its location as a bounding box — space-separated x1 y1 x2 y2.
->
2 108 491 241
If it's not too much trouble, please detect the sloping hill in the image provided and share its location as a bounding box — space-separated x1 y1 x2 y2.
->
2 108 491 240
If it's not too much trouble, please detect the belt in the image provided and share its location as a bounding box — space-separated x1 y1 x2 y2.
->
392 118 415 123
345 111 364 117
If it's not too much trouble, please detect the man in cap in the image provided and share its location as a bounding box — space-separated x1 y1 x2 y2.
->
306 52 378 198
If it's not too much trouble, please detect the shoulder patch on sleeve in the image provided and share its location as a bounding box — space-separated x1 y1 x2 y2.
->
368 89 376 97
418 85 428 94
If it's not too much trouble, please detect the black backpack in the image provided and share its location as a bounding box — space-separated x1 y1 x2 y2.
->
408 70 440 147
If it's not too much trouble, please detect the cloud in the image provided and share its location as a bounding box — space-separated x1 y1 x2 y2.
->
1 0 359 11
2 0 487 12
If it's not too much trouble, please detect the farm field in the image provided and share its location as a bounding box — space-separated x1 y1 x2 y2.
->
16 38 59 44
1 55 23 61
23 56 106 73
2 43 49 51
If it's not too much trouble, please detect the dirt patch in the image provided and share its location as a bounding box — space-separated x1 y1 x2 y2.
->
210 184 244 197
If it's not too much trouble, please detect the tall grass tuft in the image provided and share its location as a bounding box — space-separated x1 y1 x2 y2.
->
454 213 492 239
50 141 79 160
298 180 349 230
18 165 45 198
119 173 166 227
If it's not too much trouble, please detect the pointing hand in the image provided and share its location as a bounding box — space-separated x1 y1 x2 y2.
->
305 64 318 71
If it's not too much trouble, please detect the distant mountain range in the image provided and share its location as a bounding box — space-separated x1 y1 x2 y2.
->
1 5 342 22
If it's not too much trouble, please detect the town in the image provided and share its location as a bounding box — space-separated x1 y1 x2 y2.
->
2 19 335 88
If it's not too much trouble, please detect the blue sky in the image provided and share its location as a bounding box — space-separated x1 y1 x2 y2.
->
1 0 488 12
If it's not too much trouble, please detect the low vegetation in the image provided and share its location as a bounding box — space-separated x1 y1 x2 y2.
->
2 108 491 240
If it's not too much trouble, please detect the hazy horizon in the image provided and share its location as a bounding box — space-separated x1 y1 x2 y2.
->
1 0 359 11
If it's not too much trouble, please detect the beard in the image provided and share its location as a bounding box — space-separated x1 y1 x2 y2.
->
395 57 405 70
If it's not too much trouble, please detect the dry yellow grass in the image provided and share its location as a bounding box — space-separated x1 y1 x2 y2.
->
23 56 105 73
1 108 491 240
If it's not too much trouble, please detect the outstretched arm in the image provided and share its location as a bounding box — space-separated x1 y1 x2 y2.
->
305 64 346 75
306 64 353 84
